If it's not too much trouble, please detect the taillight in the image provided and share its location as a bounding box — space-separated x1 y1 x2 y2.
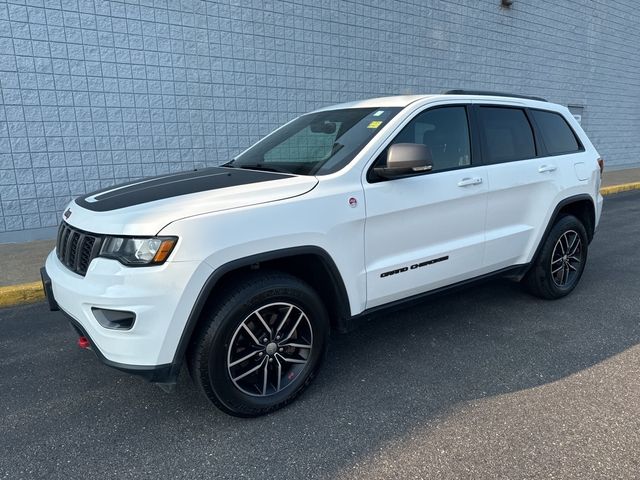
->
597 157 604 176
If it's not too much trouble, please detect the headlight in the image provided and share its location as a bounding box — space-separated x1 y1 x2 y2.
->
100 236 178 266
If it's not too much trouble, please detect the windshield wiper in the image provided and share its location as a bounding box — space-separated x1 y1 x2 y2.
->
236 164 290 174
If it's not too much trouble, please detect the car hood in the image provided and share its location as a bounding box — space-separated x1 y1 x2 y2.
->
64 167 318 235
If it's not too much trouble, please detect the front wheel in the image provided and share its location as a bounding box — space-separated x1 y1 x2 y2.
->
188 271 329 417
523 214 589 299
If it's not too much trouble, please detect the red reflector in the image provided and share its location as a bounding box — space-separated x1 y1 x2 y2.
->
77 336 90 349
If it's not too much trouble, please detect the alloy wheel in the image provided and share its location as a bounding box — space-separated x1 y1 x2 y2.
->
227 302 313 397
550 229 583 288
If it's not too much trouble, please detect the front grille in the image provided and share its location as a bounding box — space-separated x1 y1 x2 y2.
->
56 222 103 276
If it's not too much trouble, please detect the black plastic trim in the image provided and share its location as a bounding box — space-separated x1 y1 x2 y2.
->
62 310 174 383
349 264 530 328
166 246 352 380
523 108 545 157
443 89 547 102
55 222 104 277
467 103 484 165
40 266 59 311
91 307 136 330
530 194 596 261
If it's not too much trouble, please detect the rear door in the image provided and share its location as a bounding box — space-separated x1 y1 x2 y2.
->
363 104 488 309
478 104 580 270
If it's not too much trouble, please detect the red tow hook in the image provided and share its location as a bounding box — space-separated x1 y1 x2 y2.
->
77 336 91 349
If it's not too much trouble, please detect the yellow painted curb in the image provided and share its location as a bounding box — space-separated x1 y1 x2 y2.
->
0 281 44 308
600 181 640 196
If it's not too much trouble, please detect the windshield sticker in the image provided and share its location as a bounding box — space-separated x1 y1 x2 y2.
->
373 110 385 117
367 120 383 129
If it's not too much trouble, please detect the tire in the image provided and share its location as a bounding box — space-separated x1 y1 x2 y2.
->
188 271 330 417
523 214 589 300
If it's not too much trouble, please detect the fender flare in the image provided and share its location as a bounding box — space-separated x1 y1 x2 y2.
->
166 246 351 381
530 193 596 263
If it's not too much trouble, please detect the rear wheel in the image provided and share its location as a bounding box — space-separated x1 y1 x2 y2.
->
188 271 329 417
524 215 588 299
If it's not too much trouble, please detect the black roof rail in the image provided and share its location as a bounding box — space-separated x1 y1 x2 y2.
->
442 89 547 102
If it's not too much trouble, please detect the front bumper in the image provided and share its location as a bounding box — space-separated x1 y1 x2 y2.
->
44 250 214 380
64 309 175 383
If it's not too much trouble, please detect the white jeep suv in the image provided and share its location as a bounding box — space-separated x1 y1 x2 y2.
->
42 90 604 416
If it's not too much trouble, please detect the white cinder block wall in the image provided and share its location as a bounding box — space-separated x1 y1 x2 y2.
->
0 0 638 241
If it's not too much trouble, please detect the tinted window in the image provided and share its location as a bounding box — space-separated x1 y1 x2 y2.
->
230 108 400 175
531 109 581 155
387 106 471 172
263 124 340 164
479 107 536 163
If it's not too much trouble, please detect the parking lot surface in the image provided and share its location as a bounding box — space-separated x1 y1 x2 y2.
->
1 191 639 479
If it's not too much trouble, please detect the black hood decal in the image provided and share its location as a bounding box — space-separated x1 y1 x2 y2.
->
75 167 293 212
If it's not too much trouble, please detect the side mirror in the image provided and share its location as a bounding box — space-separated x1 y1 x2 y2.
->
374 143 433 179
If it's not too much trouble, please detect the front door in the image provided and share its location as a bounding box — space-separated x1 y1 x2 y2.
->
363 105 488 309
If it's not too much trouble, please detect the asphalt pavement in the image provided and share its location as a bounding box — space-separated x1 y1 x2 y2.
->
1 191 639 479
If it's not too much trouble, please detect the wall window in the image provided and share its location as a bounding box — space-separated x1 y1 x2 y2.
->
531 109 581 155
479 107 536 163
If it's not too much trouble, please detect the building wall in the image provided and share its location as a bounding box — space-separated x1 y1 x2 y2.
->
1 0 639 242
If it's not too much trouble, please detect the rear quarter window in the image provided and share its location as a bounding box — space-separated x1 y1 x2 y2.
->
530 109 582 155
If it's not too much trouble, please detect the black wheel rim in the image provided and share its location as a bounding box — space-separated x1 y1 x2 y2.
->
227 302 313 397
550 229 583 288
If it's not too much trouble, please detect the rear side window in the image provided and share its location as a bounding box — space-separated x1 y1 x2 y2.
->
530 109 581 155
479 107 536 164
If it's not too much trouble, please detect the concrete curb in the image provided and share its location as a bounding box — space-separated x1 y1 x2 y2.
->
1 182 639 310
600 181 640 196
0 281 45 308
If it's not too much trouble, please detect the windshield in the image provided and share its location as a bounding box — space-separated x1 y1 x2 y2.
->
226 107 400 175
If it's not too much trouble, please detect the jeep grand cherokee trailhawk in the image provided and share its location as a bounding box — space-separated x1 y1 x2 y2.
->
42 91 604 416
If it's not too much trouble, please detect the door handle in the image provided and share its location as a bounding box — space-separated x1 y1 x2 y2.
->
457 177 483 187
538 164 557 173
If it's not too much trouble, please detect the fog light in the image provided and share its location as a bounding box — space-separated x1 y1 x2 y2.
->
92 308 136 330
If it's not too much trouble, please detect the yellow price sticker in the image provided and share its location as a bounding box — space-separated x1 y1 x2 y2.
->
367 121 383 129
